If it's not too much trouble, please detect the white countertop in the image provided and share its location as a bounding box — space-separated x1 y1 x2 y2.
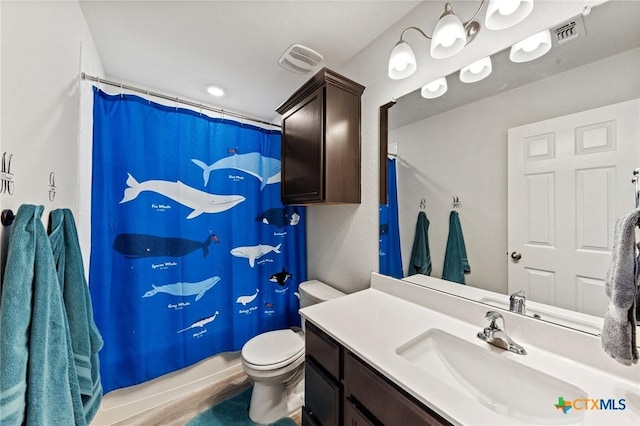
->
300 273 640 425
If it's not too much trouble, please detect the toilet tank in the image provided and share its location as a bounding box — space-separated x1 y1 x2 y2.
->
298 280 345 309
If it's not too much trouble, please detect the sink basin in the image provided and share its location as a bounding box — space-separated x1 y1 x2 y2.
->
396 329 587 424
479 296 603 335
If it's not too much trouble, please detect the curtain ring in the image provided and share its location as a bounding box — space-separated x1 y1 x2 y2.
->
120 82 124 98
146 90 150 104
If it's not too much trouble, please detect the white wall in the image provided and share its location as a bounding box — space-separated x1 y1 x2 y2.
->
0 0 103 267
310 0 600 293
390 48 640 294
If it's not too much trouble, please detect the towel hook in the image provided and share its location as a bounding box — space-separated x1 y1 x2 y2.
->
419 198 426 210
1 152 15 195
633 168 639 208
49 171 57 202
452 196 461 209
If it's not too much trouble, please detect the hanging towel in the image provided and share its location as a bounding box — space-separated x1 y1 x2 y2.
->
601 208 640 366
408 211 432 276
49 209 104 422
442 210 470 284
0 205 75 425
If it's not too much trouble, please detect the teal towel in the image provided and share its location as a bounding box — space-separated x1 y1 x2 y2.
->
442 211 470 284
408 211 432 276
0 205 75 425
49 209 104 423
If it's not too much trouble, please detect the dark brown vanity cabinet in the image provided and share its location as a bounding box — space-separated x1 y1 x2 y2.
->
304 322 451 426
276 68 365 205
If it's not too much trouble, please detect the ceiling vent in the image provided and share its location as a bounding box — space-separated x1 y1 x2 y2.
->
552 15 587 45
278 44 323 74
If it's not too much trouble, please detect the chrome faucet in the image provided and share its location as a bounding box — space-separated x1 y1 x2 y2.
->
477 311 527 355
509 290 526 314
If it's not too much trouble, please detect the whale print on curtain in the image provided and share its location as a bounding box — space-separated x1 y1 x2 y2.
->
379 157 403 278
90 88 306 393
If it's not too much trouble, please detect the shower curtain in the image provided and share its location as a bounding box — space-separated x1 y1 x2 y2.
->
379 157 403 278
90 88 306 393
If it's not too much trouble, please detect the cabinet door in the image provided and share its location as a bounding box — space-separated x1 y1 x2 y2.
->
281 86 324 204
305 357 340 426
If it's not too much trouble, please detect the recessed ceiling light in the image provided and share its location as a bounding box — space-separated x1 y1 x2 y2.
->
207 86 225 97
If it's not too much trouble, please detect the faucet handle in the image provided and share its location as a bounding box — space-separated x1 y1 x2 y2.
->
484 311 504 329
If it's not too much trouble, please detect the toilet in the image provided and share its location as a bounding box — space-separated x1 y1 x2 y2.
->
241 280 345 424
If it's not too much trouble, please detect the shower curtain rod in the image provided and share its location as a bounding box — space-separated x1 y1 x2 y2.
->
81 73 281 129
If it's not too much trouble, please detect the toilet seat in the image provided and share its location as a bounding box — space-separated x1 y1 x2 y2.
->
242 329 304 371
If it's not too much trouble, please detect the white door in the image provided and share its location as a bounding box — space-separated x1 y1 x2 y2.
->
508 99 640 316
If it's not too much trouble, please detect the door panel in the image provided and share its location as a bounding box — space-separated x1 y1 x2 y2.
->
508 99 640 315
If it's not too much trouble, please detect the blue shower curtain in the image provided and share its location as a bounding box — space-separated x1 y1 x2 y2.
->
379 157 403 278
90 88 306 393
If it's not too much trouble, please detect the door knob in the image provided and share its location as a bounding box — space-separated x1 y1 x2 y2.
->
510 251 522 260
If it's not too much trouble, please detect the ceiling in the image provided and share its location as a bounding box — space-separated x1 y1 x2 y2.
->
79 0 421 123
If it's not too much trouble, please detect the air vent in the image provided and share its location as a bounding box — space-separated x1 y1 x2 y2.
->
552 15 587 45
278 44 323 74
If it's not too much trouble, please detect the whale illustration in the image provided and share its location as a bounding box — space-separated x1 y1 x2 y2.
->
236 289 260 306
177 311 220 333
191 153 281 189
256 207 301 228
143 276 221 301
230 243 281 268
113 233 214 258
120 173 245 219
269 268 292 286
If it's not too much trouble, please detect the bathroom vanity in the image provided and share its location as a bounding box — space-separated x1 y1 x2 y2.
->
300 273 640 425
303 321 448 425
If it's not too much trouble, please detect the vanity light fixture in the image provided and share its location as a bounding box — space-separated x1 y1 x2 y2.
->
459 56 492 83
421 77 448 99
388 0 534 80
485 0 534 30
206 85 225 97
430 3 469 59
509 29 552 63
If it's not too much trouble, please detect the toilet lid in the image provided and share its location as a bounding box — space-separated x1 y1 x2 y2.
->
242 329 304 367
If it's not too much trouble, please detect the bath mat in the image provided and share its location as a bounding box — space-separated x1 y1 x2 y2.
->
187 387 297 426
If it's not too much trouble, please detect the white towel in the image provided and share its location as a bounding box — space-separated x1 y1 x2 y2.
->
601 208 640 365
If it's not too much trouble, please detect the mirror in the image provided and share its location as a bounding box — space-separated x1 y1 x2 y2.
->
379 0 640 337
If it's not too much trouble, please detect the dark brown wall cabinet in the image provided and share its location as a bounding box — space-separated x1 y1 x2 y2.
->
303 322 451 426
276 68 365 205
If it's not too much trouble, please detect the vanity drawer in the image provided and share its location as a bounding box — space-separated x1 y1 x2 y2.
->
305 321 341 380
344 352 451 426
344 397 377 426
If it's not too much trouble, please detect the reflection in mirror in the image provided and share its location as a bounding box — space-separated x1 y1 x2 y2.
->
379 0 640 337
